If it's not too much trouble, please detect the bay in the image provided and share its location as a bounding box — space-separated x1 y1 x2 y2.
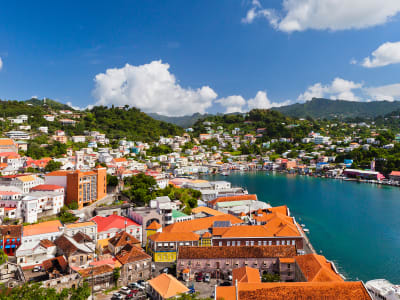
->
206 172 400 283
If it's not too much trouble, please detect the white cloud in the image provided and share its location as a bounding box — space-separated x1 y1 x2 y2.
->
365 83 400 101
217 91 292 113
216 95 247 113
361 41 400 68
298 78 363 101
92 60 218 116
243 0 400 33
0 57 3 70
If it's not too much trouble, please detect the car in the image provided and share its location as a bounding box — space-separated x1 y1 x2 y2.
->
220 282 231 286
32 266 41 272
137 280 146 286
125 289 139 299
189 285 195 294
228 274 232 281
128 282 144 291
162 267 169 274
112 292 124 300
120 287 131 295
195 272 203 282
151 263 156 271
203 273 211 283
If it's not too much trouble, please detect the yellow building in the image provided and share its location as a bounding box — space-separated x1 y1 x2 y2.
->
147 232 199 262
199 232 212 247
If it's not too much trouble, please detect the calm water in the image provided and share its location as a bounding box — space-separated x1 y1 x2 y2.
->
206 172 400 283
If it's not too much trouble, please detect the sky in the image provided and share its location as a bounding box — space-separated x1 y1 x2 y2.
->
1 0 400 116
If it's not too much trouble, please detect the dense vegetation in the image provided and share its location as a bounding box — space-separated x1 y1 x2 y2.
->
122 174 200 213
0 282 90 300
273 98 400 120
148 112 211 128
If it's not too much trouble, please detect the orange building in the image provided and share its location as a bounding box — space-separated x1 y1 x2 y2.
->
46 166 107 209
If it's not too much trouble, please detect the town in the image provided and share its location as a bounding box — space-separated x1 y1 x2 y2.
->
0 101 397 299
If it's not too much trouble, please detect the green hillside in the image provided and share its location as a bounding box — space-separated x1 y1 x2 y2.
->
273 98 400 119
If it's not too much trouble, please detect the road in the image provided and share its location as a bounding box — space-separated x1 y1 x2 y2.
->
71 193 117 220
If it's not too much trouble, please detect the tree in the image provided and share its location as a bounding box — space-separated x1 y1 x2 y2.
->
0 249 8 265
112 267 121 287
107 175 119 187
45 160 62 172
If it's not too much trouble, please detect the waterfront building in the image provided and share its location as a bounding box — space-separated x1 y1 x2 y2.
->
176 245 297 281
365 279 400 300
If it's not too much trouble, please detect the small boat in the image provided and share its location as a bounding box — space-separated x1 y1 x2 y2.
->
221 171 229 176
301 224 306 227
303 228 310 233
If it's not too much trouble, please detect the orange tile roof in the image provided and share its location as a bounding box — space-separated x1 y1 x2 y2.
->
163 215 243 233
209 194 257 206
17 175 36 182
148 273 189 299
23 220 62 236
233 266 261 283
146 220 162 230
295 254 343 282
279 258 295 264
79 264 114 278
0 139 15 146
114 158 127 162
178 246 296 260
268 205 288 216
217 282 372 300
115 244 151 265
149 232 199 242
191 206 226 216
65 221 96 229
45 170 70 176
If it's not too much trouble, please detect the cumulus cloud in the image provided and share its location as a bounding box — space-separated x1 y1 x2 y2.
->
243 0 400 33
364 83 400 101
92 60 218 116
0 57 3 70
361 41 400 68
298 78 363 101
217 91 292 113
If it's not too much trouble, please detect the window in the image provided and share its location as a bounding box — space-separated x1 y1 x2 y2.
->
282 241 285 245
250 241 254 246
227 241 230 246
232 241 235 246
258 241 262 245
246 241 249 246
237 241 241 246
277 241 280 245
287 264 291 269
292 240 296 245
263 241 267 246
268 241 272 246
219 241 222 246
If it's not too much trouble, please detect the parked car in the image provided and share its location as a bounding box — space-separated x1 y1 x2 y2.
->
228 274 232 281
196 272 203 282
120 287 131 295
151 263 156 271
204 273 211 283
125 289 139 299
32 266 41 272
112 292 124 300
162 267 169 274
220 282 231 286
137 280 147 287
128 282 144 291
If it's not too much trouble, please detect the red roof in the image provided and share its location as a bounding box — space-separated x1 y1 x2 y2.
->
91 215 140 232
31 184 64 191
389 171 400 176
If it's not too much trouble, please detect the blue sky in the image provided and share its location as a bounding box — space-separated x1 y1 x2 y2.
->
1 0 400 115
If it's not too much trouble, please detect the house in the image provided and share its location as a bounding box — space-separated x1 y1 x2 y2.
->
294 253 343 282
31 184 65 194
108 231 141 255
42 256 70 280
148 273 189 300
78 264 114 292
233 266 261 283
54 232 96 268
389 171 400 182
0 225 22 256
22 220 62 243
15 239 56 267
64 221 97 242
176 245 297 281
147 232 200 262
115 243 152 285
0 139 18 153
91 214 142 242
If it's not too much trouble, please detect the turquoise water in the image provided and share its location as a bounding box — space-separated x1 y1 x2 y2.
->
206 172 400 283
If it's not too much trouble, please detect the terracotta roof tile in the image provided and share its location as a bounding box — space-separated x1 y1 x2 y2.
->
148 273 189 299
149 232 199 242
146 221 162 230
191 206 226 216
178 246 296 259
209 194 257 206
108 231 140 248
115 244 151 265
79 264 114 277
233 267 261 283
163 215 243 233
23 220 62 237
295 254 343 282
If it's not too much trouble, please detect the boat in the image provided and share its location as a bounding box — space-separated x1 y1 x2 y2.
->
221 172 229 176
301 224 305 227
303 228 310 233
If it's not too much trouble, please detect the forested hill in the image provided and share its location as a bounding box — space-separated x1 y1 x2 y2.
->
148 112 211 128
272 98 400 119
0 99 183 141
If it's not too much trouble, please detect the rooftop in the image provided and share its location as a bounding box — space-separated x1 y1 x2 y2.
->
295 254 343 282
233 266 261 283
91 215 139 232
149 232 200 242
148 273 189 299
23 220 62 237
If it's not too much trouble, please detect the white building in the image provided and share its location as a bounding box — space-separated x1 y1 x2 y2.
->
38 127 48 134
22 220 63 244
16 239 57 267
365 279 400 300
5 131 30 140
314 136 331 145
72 136 86 143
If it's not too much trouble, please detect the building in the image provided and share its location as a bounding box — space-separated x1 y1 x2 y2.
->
91 214 142 242
15 239 56 267
0 139 18 153
22 220 62 243
31 184 64 194
0 262 25 288
148 273 189 300
108 231 141 255
343 169 385 181
216 281 372 300
233 266 261 283
115 243 152 285
54 232 96 268
45 166 107 209
5 131 30 140
0 175 44 194
365 279 400 300
0 225 22 256
389 171 400 182
147 232 200 262
176 245 297 281
79 264 114 292
64 221 97 242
